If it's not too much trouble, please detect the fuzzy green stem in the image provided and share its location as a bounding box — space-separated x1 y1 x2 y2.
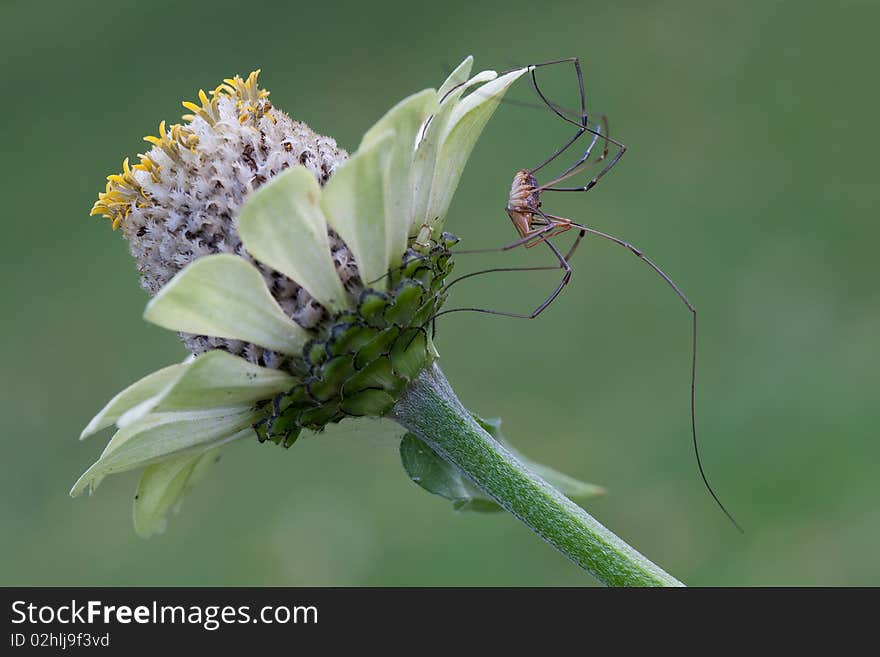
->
390 362 684 587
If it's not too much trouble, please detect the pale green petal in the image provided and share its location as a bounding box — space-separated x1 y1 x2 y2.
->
425 67 528 231
151 350 295 412
360 89 438 266
437 56 474 99
116 350 296 428
70 408 256 497
238 167 350 312
101 407 251 462
411 69 498 233
133 447 221 538
144 254 308 355
80 362 186 440
322 132 394 288
133 451 202 537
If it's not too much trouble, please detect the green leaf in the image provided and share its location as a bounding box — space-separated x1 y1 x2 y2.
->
360 89 438 264
472 416 606 501
238 166 351 312
70 408 256 497
133 447 221 538
400 412 604 512
400 432 498 511
144 254 309 355
322 132 394 289
80 362 187 440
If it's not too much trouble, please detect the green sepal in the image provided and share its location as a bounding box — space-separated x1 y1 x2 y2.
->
384 280 425 326
411 299 438 327
358 290 390 327
297 402 342 428
304 339 328 366
343 358 400 396
390 329 429 381
327 324 376 356
341 388 396 416
308 355 356 401
355 326 401 369
259 237 453 438
254 406 302 447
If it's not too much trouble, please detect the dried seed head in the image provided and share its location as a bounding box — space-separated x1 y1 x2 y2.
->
92 71 353 367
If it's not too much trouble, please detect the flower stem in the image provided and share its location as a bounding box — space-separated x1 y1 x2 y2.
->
390 363 684 587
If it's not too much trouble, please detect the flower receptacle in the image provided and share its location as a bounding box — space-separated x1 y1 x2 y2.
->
254 235 458 446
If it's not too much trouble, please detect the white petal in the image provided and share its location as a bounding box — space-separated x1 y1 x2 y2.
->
70 408 256 497
411 69 499 233
322 132 395 288
425 67 528 231
133 446 221 538
144 254 309 355
238 166 351 312
437 56 474 99
80 362 185 440
360 89 438 266
117 350 296 427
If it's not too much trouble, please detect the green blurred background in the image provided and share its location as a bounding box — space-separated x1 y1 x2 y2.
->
2 0 878 586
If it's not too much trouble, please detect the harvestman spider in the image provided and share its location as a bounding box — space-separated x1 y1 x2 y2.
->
432 58 742 532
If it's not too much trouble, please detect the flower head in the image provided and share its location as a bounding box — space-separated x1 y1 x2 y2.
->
74 58 527 535
90 70 350 366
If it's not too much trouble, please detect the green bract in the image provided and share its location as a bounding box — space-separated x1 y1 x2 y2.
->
74 57 528 536
253 235 457 447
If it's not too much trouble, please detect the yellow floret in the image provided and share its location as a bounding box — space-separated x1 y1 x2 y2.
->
91 71 270 229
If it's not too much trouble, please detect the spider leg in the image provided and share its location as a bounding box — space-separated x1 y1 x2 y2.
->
528 57 587 129
525 58 591 175
525 60 620 190
528 128 587 176
364 223 559 287
539 134 627 193
443 262 565 294
431 229 585 322
543 214 742 533
553 116 609 181
453 222 557 254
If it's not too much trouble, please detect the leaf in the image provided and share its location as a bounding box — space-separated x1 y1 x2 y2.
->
400 413 604 512
400 432 501 511
238 166 351 312
473 416 606 501
144 254 309 355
